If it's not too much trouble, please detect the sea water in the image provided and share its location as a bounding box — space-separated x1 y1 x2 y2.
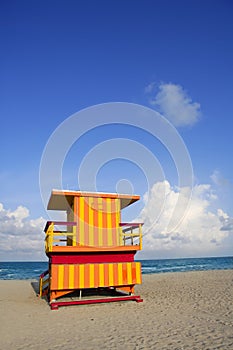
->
0 256 232 280
139 256 233 274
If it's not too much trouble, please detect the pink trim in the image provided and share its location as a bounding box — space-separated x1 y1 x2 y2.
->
39 269 49 278
50 252 135 264
119 222 144 226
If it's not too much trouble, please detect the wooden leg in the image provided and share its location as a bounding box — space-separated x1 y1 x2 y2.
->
117 285 134 294
50 289 74 302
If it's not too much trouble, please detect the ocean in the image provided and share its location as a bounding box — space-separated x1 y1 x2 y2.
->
0 256 232 280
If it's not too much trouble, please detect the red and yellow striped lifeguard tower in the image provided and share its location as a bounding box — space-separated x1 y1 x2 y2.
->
39 190 143 309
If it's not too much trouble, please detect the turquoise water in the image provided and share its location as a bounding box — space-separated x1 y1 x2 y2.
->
0 256 232 280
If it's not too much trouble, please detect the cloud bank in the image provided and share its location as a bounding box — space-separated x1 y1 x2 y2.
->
0 203 46 261
147 82 201 127
0 180 232 260
137 181 232 258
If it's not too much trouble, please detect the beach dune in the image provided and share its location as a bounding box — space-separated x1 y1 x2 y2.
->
0 270 232 350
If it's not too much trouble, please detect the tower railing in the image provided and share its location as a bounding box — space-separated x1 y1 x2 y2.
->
38 269 49 297
44 221 143 251
44 221 77 252
119 223 143 249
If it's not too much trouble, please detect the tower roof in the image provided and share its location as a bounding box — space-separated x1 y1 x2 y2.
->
47 189 140 210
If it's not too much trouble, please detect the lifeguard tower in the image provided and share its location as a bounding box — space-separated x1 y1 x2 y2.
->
39 190 143 309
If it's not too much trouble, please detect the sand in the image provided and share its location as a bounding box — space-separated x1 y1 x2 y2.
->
0 270 232 350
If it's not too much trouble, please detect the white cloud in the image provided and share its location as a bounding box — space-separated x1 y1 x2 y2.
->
137 181 232 257
148 82 201 127
1 182 232 260
144 81 156 94
0 203 46 260
210 169 230 187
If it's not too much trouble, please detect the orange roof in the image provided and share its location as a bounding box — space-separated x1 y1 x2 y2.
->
47 189 140 210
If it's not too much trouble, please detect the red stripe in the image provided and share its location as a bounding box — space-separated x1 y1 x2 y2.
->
74 264 79 288
63 265 69 290
132 263 136 284
122 263 127 284
113 263 118 286
84 264 90 288
93 197 99 246
84 198 89 245
101 200 108 246
102 199 107 228
102 228 108 247
50 252 135 264
94 264 99 287
104 264 109 286
51 265 58 290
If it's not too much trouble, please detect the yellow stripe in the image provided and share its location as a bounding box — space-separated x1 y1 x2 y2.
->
79 264 84 288
72 226 76 246
88 197 94 246
117 263 123 285
107 198 112 246
89 264 94 288
79 197 84 245
136 262 141 284
69 265 74 289
99 263 104 286
98 198 103 246
58 265 64 290
127 262 132 284
116 200 121 245
108 263 114 286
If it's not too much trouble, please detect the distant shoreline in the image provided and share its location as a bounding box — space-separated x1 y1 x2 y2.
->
1 256 233 280
1 254 233 262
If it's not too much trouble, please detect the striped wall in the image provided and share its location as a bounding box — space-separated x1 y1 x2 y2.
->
76 196 121 247
50 262 141 290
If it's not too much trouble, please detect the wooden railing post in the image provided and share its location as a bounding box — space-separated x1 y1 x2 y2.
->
139 224 142 250
48 223 54 252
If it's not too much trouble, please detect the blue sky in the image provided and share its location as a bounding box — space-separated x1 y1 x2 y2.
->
1 0 233 260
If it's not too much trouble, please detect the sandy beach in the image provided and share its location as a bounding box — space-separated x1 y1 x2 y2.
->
0 270 232 350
